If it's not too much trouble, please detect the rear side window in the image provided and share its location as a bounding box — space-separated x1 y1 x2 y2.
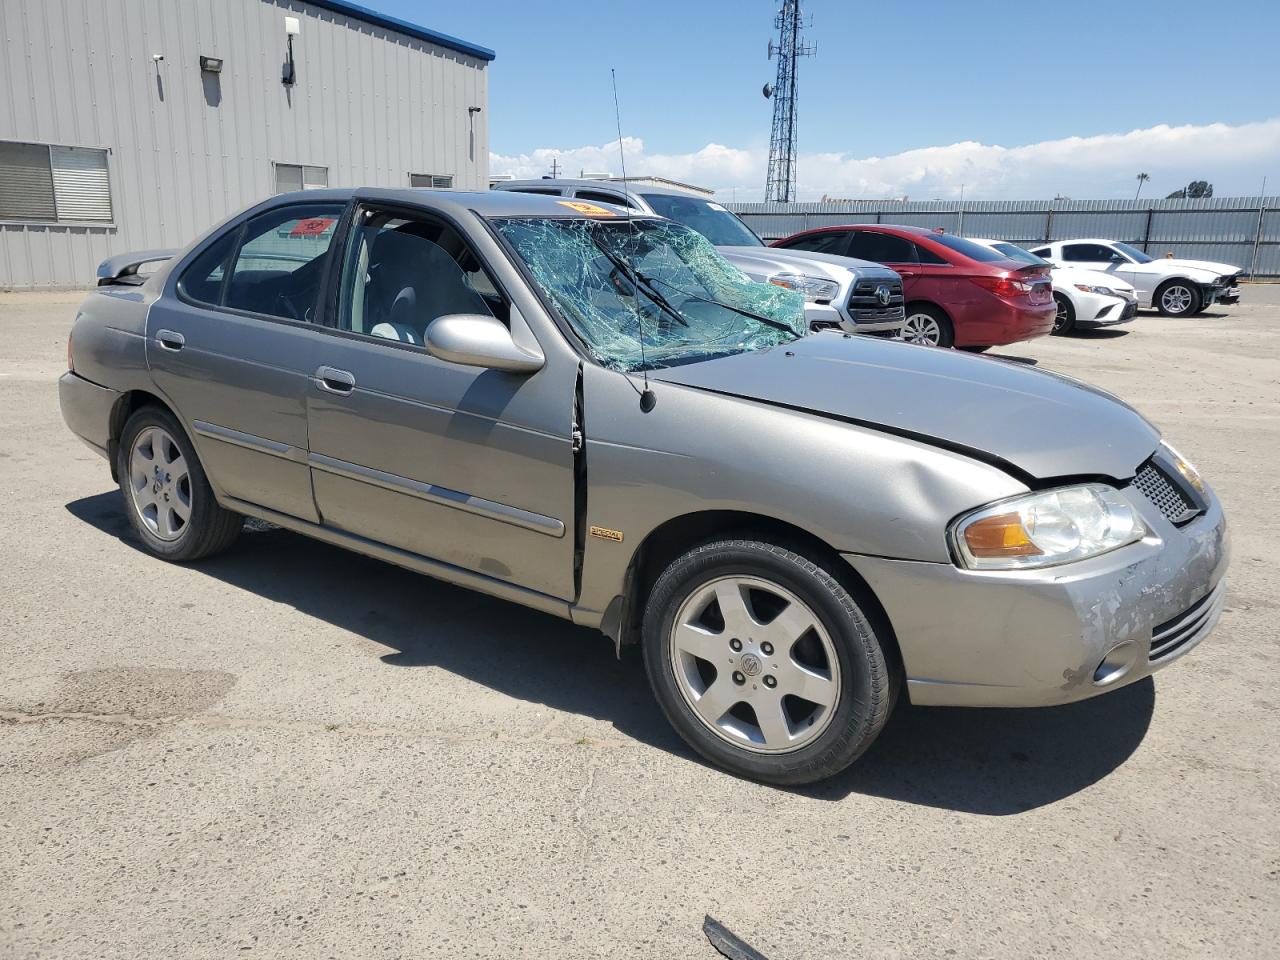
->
847 231 916 263
178 203 344 321
914 242 947 264
1030 247 1051 258
778 232 850 256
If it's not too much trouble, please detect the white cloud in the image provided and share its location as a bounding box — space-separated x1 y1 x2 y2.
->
490 118 1280 201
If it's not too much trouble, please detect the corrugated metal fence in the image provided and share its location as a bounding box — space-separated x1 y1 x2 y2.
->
728 196 1280 278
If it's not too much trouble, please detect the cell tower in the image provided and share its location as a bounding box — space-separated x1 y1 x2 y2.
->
763 1 814 203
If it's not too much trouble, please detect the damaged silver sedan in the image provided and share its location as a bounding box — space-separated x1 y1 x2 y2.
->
60 189 1228 784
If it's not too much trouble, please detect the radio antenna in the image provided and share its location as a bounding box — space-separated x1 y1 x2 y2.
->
612 68 656 412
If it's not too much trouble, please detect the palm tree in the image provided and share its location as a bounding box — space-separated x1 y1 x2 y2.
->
1135 172 1151 200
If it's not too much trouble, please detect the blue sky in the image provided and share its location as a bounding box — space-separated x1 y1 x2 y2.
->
379 0 1280 200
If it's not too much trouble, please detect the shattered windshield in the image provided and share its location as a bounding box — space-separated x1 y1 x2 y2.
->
493 217 805 372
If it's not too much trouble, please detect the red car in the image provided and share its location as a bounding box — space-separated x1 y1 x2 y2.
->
772 224 1056 348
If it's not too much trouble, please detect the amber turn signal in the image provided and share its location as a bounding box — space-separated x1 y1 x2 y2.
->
962 512 1043 558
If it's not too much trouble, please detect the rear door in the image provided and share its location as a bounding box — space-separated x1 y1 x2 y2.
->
847 230 928 296
304 202 578 600
148 201 346 521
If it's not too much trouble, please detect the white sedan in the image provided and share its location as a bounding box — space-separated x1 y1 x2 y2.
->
1029 239 1242 318
969 239 1137 336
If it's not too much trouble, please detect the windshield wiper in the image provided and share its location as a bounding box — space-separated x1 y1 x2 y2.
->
637 271 800 335
591 243 689 328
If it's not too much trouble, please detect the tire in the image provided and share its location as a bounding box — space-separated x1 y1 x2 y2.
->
642 538 898 785
900 305 954 347
1155 280 1201 318
116 406 242 562
1052 293 1076 335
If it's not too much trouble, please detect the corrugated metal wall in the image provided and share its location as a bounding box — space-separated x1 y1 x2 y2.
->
729 197 1280 277
0 0 490 288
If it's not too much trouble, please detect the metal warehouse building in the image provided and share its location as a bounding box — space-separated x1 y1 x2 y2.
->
0 0 493 288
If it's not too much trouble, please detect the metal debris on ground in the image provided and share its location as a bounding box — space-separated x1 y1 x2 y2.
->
703 915 770 960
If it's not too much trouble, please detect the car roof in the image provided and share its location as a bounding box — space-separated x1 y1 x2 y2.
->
263 186 656 219
494 178 708 200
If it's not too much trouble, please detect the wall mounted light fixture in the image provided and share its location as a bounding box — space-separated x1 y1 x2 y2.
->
199 55 223 73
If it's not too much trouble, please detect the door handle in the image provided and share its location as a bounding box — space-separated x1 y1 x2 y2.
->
315 365 356 395
897 270 916 278
155 329 185 351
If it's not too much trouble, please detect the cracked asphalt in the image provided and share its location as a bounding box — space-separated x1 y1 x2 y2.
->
2 286 1278 959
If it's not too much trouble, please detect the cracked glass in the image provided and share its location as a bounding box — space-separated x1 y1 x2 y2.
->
493 216 805 372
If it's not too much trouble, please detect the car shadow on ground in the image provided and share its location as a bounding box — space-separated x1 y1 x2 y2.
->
67 491 1154 815
1071 328 1130 341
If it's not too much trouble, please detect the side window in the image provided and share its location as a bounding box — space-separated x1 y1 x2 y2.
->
1063 243 1121 263
575 189 638 210
178 203 343 320
778 232 850 255
913 242 947 264
847 231 916 263
508 187 565 196
1030 247 1051 258
337 208 506 347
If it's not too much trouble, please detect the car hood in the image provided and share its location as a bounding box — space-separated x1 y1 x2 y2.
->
653 334 1159 481
717 245 901 283
1135 258 1239 279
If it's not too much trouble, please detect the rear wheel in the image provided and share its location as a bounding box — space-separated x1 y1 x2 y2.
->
642 538 898 785
1052 293 1076 334
1156 281 1201 317
117 407 242 561
900 305 954 347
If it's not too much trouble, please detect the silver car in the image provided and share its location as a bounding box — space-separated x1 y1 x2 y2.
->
60 188 1229 784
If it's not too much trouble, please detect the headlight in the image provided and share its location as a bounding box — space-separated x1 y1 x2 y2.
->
1074 283 1117 296
1161 440 1206 495
951 483 1147 570
768 273 840 303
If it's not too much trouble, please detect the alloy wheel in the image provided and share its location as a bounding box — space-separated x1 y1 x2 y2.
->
901 312 941 345
668 575 840 754
1053 299 1070 332
1160 285 1194 315
128 426 192 541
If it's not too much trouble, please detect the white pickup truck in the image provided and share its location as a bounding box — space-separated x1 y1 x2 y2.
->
491 179 906 338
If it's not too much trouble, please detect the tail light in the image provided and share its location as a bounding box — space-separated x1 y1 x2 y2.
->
969 275 1032 299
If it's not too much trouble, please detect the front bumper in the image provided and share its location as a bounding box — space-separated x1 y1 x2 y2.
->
1078 291 1138 328
805 301 905 336
844 487 1229 708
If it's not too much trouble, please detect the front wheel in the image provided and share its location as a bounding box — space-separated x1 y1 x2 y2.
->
642 538 898 785
900 305 954 347
117 406 243 562
1156 281 1201 317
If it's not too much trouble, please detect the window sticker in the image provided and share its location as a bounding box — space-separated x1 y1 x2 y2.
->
556 200 617 217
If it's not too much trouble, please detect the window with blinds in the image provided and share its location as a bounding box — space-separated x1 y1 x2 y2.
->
409 173 454 189
0 141 112 223
274 163 328 194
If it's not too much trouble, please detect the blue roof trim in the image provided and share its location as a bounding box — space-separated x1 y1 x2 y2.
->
301 0 496 61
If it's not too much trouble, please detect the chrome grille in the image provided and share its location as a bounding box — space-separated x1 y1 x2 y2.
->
849 279 903 310
1131 460 1199 525
1149 584 1223 662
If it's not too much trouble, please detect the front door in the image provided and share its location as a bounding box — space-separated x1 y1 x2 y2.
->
305 203 578 600
147 201 346 522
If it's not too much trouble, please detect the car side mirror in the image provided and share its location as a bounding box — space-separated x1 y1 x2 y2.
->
424 313 544 373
